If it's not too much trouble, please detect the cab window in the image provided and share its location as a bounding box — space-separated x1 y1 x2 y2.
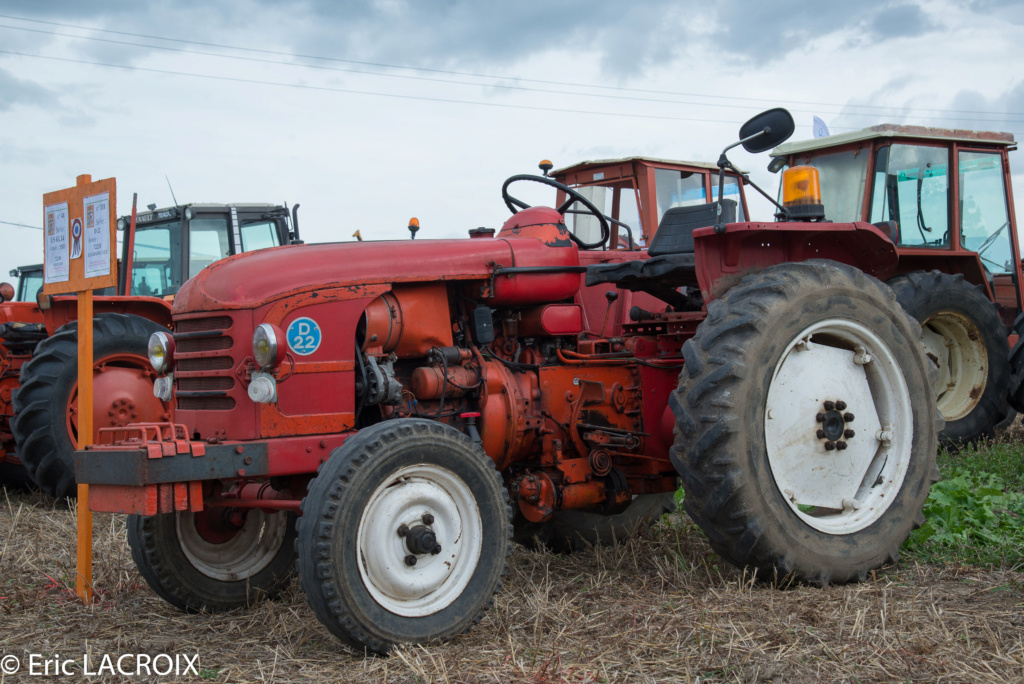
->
240 220 281 252
188 217 231 277
798 149 870 222
869 144 949 248
959 151 1012 274
16 271 43 301
131 221 181 297
568 183 642 248
655 169 746 225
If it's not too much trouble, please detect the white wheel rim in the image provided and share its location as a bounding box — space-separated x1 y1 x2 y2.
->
175 509 289 581
357 464 482 617
920 313 988 421
764 320 914 534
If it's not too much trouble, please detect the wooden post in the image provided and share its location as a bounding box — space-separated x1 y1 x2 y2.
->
43 174 116 606
76 289 93 603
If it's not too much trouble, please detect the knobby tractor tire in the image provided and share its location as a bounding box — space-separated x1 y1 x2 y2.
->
10 313 169 498
296 419 512 654
670 260 940 585
513 493 676 553
887 271 1010 445
127 509 298 612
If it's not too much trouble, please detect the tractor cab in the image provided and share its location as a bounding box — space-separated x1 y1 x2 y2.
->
9 264 43 302
771 126 1021 323
118 203 298 298
550 157 749 250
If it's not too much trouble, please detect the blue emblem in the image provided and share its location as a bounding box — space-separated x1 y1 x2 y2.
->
287 317 322 356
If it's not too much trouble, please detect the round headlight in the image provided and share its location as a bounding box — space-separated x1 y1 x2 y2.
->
148 331 175 373
253 324 283 369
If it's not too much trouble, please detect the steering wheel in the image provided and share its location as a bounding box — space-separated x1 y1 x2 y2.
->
501 174 610 249
976 220 1009 256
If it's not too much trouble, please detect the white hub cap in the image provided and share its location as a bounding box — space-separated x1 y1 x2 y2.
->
764 320 913 534
176 509 289 581
920 313 988 421
357 464 483 617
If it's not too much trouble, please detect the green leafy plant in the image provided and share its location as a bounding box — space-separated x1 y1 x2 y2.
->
904 469 1024 569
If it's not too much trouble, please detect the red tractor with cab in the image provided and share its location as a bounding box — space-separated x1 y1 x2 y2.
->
77 109 940 653
770 126 1019 444
0 202 299 495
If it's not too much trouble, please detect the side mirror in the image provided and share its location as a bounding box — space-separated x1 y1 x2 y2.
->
739 108 795 154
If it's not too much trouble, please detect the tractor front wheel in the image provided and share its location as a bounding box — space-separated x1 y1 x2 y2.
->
888 271 1010 445
127 508 297 612
10 313 170 498
296 419 511 653
671 260 940 585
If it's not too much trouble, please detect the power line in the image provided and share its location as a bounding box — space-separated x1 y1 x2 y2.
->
0 23 859 117
3 22 1022 126
0 49 782 126
0 12 1020 120
4 22 1023 125
0 220 42 230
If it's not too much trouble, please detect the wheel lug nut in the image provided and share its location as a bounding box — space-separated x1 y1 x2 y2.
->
397 524 409 537
404 555 417 566
422 513 434 525
835 401 847 411
816 413 826 423
823 401 835 410
431 544 442 555
836 441 848 450
844 413 855 422
844 429 855 439
816 429 826 439
824 441 836 451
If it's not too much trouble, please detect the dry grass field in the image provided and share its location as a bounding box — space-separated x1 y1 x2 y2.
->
1 479 1022 683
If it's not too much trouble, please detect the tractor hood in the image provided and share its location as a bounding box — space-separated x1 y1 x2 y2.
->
172 233 581 313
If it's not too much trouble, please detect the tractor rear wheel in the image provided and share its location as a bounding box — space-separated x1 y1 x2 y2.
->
296 419 511 653
128 508 297 612
887 271 1010 445
670 260 940 585
513 493 676 553
10 313 170 498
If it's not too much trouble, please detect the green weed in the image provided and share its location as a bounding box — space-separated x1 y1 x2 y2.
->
904 469 1024 570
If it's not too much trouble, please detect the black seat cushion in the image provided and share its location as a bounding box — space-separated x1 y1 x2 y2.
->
648 200 737 256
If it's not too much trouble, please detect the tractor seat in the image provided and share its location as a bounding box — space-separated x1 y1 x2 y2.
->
584 201 735 310
648 199 737 256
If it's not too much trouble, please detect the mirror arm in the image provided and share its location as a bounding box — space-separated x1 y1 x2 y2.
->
737 174 792 221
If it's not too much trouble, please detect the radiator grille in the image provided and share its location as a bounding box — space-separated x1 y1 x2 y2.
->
177 356 234 372
174 314 238 413
177 336 233 353
177 316 233 333
178 377 234 391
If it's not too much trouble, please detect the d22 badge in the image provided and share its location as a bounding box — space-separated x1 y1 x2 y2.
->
287 317 322 356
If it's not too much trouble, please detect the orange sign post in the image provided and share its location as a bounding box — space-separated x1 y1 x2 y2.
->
42 174 117 604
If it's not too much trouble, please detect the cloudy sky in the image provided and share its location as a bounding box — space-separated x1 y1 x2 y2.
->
1 0 1022 285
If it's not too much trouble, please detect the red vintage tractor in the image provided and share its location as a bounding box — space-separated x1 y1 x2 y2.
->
769 126 1019 444
77 109 940 653
0 202 299 496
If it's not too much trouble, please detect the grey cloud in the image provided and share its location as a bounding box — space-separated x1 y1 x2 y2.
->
947 80 1024 140
0 69 58 111
870 3 938 39
708 1 939 63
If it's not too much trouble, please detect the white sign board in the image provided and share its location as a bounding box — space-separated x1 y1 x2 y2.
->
44 202 70 284
83 192 112 278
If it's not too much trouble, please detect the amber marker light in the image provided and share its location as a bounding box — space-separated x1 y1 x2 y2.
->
781 165 822 207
